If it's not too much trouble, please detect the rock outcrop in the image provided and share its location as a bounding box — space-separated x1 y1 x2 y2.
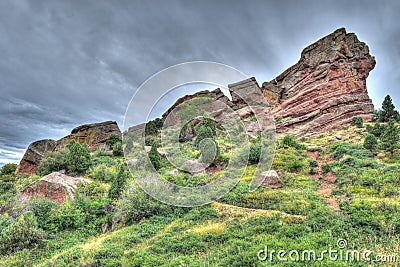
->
55 121 121 152
17 121 121 175
161 28 375 138
268 28 375 136
15 139 57 175
257 170 282 189
17 172 89 205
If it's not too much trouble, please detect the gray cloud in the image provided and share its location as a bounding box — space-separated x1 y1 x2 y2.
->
1 0 399 165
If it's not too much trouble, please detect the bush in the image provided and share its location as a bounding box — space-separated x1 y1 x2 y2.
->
28 197 58 229
280 135 306 150
66 140 91 174
106 134 122 148
48 201 85 232
196 118 217 135
37 150 68 176
248 143 261 164
112 142 123 157
366 122 386 138
199 139 219 165
89 163 118 182
149 144 161 171
194 125 215 148
363 134 378 152
0 163 17 176
108 164 127 200
0 211 44 254
351 116 363 128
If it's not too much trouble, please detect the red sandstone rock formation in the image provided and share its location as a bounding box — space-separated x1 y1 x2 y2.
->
162 28 375 138
17 121 120 175
17 172 89 205
268 28 376 136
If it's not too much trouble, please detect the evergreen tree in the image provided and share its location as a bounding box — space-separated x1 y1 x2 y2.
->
351 116 363 128
108 164 127 200
380 119 399 158
148 143 161 171
363 134 378 152
379 95 400 122
194 125 214 148
66 140 91 174
0 163 17 176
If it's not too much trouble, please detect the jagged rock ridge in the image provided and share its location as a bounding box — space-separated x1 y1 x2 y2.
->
162 28 375 137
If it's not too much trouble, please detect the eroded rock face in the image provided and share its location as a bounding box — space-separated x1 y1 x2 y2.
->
17 121 121 175
268 28 375 136
55 121 121 152
16 139 57 175
161 28 375 138
17 172 89 205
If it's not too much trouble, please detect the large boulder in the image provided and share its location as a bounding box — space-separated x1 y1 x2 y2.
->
16 139 57 175
17 172 89 205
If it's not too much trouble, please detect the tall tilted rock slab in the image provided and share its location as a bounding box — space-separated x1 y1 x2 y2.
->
267 28 376 136
16 139 56 175
17 121 121 175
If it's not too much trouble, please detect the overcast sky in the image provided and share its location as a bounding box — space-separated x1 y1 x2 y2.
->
1 0 399 166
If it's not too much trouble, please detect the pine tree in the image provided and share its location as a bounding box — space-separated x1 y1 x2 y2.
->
363 134 378 152
65 140 91 174
380 119 399 158
379 95 400 122
148 144 161 170
108 164 127 199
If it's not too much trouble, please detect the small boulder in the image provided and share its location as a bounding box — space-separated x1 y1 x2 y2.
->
258 170 283 189
180 160 204 174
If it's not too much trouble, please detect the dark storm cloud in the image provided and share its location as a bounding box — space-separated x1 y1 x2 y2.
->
1 0 399 164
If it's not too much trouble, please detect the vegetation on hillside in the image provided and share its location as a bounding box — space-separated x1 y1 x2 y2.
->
0 95 399 266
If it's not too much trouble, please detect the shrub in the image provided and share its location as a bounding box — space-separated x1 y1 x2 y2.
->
366 122 386 138
363 134 378 152
28 197 58 229
149 144 161 171
48 201 84 232
351 116 363 128
248 143 261 164
194 125 214 148
66 140 91 174
36 150 68 176
0 211 44 254
106 134 122 148
0 163 17 176
112 142 124 157
280 135 306 150
199 139 219 165
196 118 217 135
145 118 163 136
108 164 127 200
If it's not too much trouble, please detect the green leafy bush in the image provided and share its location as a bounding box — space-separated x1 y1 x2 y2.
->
108 164 127 200
37 150 68 176
280 135 306 150
194 125 215 148
0 163 17 176
351 116 363 128
0 211 44 254
66 140 91 175
28 197 58 229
